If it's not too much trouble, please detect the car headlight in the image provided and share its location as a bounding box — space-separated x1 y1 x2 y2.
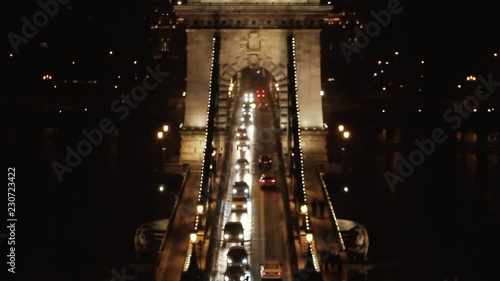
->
240 277 244 281
243 204 247 208
227 258 232 264
242 258 248 264
235 165 239 169
232 204 236 208
237 133 240 137
224 234 229 239
238 234 244 239
240 117 244 121
246 141 249 145
233 189 237 193
244 189 248 193
224 276 229 281
245 165 249 169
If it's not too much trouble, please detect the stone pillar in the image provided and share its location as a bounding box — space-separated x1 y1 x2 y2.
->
184 29 215 128
300 130 328 169
180 130 206 171
293 30 324 128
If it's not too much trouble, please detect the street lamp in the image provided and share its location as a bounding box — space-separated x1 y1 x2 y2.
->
190 231 198 243
163 125 169 132
157 132 164 139
343 131 350 139
306 232 313 243
197 204 204 215
300 204 308 214
338 125 344 132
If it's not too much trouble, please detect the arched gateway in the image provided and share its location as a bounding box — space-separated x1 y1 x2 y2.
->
176 1 331 166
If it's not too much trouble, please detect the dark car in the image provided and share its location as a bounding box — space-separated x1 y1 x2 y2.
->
232 181 250 197
227 246 250 269
236 127 248 138
258 155 273 169
235 159 250 172
224 265 248 281
260 174 277 189
223 221 244 247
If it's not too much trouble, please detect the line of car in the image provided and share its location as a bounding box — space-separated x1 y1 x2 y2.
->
223 89 283 280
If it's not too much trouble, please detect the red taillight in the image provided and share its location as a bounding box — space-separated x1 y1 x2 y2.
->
278 272 282 275
263 272 266 275
271 179 276 183
269 160 272 162
259 159 262 162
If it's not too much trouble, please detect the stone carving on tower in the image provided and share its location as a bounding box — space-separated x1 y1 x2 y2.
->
240 30 269 68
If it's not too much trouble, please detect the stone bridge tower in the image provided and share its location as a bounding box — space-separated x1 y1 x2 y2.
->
176 1 331 167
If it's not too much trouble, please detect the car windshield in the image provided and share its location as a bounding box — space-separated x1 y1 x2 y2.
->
226 266 244 274
265 264 279 269
233 197 247 202
234 181 248 187
229 248 247 256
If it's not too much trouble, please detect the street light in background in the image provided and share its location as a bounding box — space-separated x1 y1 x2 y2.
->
343 131 350 139
338 124 344 132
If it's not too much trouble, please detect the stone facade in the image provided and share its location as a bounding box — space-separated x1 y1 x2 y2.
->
177 3 329 165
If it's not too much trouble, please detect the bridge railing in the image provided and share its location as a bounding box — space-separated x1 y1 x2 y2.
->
157 164 191 259
316 165 346 252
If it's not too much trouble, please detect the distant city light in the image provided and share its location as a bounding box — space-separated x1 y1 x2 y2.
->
382 109 386 113
182 91 186 97
382 87 386 91
114 85 118 89
385 61 389 65
487 109 491 112
343 131 350 139
338 125 344 132
109 51 113 55
418 109 422 112
327 1 331 4
53 85 57 88
133 60 137 64
157 132 164 139
421 60 425 64
466 75 476 81
457 84 462 89
117 75 121 79
9 53 13 57
59 110 62 113
377 60 382 65
373 72 377 77
84 108 88 111
320 90 324 96
177 1 181 4
163 125 169 132
394 51 399 55
72 61 75 64
343 186 349 192
158 184 165 192
494 53 498 57
473 109 477 112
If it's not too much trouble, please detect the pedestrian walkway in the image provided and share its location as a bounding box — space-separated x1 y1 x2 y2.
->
303 164 344 281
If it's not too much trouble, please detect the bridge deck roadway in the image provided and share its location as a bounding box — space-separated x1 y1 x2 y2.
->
156 171 201 281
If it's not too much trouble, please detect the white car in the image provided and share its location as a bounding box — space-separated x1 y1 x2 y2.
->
236 136 250 151
260 260 282 279
231 195 248 212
